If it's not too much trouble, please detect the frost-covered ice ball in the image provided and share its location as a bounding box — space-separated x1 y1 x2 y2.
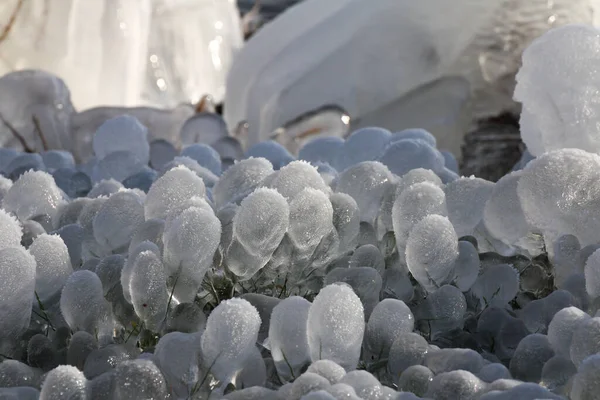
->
547 306 590 358
181 143 222 175
483 170 532 247
60 270 111 336
0 209 22 251
405 215 458 292
288 188 334 254
307 283 365 371
92 115 150 164
40 365 88 400
584 248 600 298
212 157 273 208
0 247 36 355
379 138 445 176
245 140 294 170
162 206 221 303
364 299 414 361
269 296 312 383
517 149 600 246
335 161 393 224
3 170 63 221
114 359 168 399
129 250 168 332
266 160 329 200
93 190 144 252
335 127 391 172
514 24 600 156
29 234 72 302
571 354 600 400
299 137 344 166
201 298 261 383
145 165 206 220
445 176 494 237
392 181 447 246
570 317 600 367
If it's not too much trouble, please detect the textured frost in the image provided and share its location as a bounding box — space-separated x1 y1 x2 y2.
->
445 177 494 237
93 190 145 252
212 157 274 209
2 170 63 221
129 250 168 331
29 234 72 302
405 215 458 293
201 298 261 383
307 284 365 371
40 365 88 400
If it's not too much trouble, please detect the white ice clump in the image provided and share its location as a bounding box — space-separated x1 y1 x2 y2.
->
29 234 72 303
307 284 365 371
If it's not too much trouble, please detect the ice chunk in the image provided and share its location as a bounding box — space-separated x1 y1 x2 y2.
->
52 168 92 199
570 317 600 367
245 141 295 170
517 149 600 246
379 139 445 176
570 354 600 400
330 193 360 255
339 370 383 400
509 333 554 382
405 215 458 292
307 360 346 385
269 296 312 383
0 209 22 251
162 207 221 303
40 366 88 400
548 307 591 358
424 348 484 375
391 128 437 147
425 370 485 400
299 137 344 166
514 25 600 156
392 181 447 247
92 115 150 164
29 234 72 302
416 285 467 338
149 139 177 171
335 161 393 224
2 170 63 221
87 179 123 199
266 160 329 201
114 359 168 399
0 247 36 356
325 267 382 319
477 363 511 383
288 188 334 255
42 150 75 172
60 270 112 338
471 264 519 309
585 248 600 298
397 365 434 397
452 240 480 292
154 331 201 398
165 302 206 334
541 355 576 392
307 284 365 371
181 143 222 175
229 188 289 278
201 298 261 383
235 345 267 389
483 170 532 247
159 156 219 188
96 151 146 182
93 190 145 252
335 128 391 171
212 157 273 209
364 299 414 363
67 331 98 371
129 250 168 331
445 177 494 237
145 165 206 220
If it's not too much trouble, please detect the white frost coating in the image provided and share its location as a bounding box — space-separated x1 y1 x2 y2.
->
212 157 274 209
93 190 145 252
233 188 289 256
405 215 459 293
129 250 168 332
0 247 36 356
517 149 600 246
0 209 22 251
288 188 334 254
162 206 221 303
40 365 88 400
307 283 365 371
265 161 330 200
2 170 63 221
585 248 600 298
29 234 72 303
515 25 600 156
145 165 206 220
201 298 261 383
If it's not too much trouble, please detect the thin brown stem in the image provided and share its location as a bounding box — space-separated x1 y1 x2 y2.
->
0 0 25 45
32 115 49 151
0 111 33 152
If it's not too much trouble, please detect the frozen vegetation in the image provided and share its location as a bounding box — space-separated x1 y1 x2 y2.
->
1 23 600 400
